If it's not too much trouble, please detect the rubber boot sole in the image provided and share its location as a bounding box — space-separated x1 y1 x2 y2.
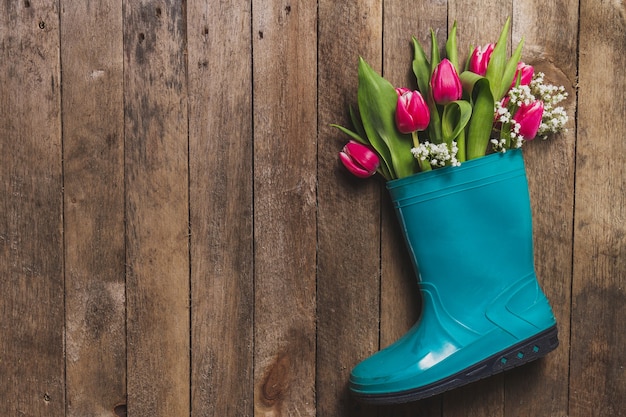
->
354 325 559 405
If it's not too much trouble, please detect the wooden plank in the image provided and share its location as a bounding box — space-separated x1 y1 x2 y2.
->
505 2 578 416
252 1 317 415
60 1 127 415
380 2 447 416
187 0 254 416
123 1 190 415
443 3 511 416
570 1 626 416
449 1 513 62
317 2 383 416
0 1 64 415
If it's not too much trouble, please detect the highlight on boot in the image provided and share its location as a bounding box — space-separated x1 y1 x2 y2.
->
331 18 568 404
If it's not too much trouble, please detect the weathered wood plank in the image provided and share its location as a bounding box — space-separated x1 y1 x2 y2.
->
123 1 190 415
187 0 254 416
0 1 64 415
442 3 511 416
570 1 626 416
449 1 513 62
317 1 383 416
506 2 578 416
380 2 447 416
61 1 127 415
252 1 318 415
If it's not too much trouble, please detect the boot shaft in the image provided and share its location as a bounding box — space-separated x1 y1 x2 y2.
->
387 150 541 332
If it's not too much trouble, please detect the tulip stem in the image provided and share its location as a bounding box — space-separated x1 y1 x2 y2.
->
412 131 432 172
501 124 511 149
411 131 420 149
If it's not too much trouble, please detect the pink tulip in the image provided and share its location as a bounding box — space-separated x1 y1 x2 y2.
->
431 59 463 105
339 140 380 178
395 87 411 96
395 89 430 134
511 62 534 87
513 101 544 140
469 43 495 76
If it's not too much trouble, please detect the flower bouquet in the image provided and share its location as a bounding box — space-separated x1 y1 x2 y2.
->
333 19 568 404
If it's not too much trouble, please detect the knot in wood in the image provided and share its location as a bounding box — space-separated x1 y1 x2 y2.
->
260 353 291 407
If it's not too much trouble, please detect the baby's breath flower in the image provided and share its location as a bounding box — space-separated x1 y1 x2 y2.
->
530 72 569 139
492 72 568 150
491 138 507 153
411 141 460 168
508 84 535 109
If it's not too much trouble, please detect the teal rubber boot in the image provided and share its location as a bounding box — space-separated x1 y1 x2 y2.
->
350 150 558 404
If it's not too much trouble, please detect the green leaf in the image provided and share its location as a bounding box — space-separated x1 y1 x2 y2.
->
426 91 443 144
441 100 472 145
330 124 366 145
456 128 466 162
464 43 473 72
430 29 440 75
499 38 524 99
412 36 431 95
349 105 367 141
460 71 495 159
446 21 459 72
357 57 417 179
485 17 510 100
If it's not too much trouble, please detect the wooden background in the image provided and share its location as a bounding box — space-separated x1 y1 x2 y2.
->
1 0 624 416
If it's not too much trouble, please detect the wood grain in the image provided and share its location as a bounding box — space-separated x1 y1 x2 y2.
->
187 0 254 416
317 1 383 416
507 2 578 416
252 1 318 416
61 1 127 415
0 1 64 415
123 1 190 415
571 0 626 416
449 0 513 63
380 3 447 416
1 1 626 416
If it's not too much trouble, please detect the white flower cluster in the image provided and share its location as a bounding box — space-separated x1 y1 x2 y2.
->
491 72 569 153
491 121 523 153
530 72 569 139
508 84 536 108
411 141 460 167
492 98 524 152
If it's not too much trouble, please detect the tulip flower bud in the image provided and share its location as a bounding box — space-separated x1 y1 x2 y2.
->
513 100 544 140
469 43 495 76
395 87 411 96
512 62 534 87
395 89 430 134
431 59 463 105
339 140 380 178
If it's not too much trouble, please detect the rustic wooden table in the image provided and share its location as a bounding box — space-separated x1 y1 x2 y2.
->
1 1 624 416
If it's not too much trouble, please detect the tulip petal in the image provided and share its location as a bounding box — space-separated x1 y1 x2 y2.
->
344 141 380 172
339 151 374 178
514 101 544 140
